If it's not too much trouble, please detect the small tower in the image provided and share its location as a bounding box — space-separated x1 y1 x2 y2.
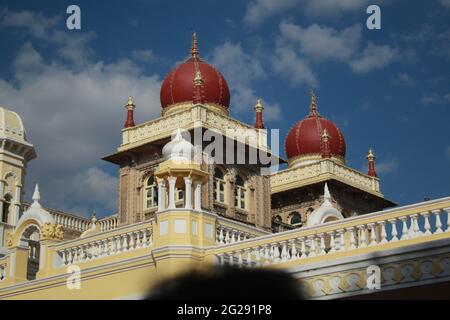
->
254 99 265 129
321 129 331 159
0 107 36 229
124 96 136 128
367 149 377 177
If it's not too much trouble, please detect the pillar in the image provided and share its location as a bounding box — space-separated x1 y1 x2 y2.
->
194 180 202 211
168 177 176 209
184 176 192 209
157 179 165 212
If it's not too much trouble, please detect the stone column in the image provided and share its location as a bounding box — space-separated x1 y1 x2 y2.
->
13 185 22 225
194 180 202 211
168 177 176 209
184 176 192 210
0 180 4 222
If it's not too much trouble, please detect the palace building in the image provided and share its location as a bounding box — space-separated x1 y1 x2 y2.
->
0 34 449 299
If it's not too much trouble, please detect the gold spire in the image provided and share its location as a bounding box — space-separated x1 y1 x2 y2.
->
309 89 319 115
125 96 135 110
367 148 375 160
255 99 264 112
191 32 199 57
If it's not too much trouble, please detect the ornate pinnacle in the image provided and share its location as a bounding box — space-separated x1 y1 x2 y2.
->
32 184 41 207
309 89 319 116
367 148 375 160
255 99 264 112
191 32 199 57
125 96 135 111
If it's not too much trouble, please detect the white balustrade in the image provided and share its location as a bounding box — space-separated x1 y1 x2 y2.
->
57 227 152 266
216 201 450 267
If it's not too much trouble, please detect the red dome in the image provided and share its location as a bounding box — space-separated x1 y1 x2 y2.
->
285 93 346 160
160 34 230 109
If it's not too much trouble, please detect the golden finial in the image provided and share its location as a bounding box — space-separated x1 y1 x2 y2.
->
255 99 264 112
321 128 330 141
367 149 375 160
191 32 199 57
310 89 318 115
193 70 204 86
125 96 135 110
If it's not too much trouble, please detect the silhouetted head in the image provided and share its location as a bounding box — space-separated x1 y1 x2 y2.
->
146 266 303 300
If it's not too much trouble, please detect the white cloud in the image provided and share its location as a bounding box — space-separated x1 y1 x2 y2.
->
393 73 416 87
272 45 318 87
350 43 398 74
441 0 450 9
279 21 361 62
421 92 450 105
376 160 398 175
0 8 95 66
244 0 372 27
131 49 157 63
445 146 450 159
210 41 281 121
0 11 162 217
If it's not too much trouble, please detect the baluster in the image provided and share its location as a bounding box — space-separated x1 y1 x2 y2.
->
433 210 443 234
422 212 432 235
445 208 450 232
300 238 307 258
246 249 252 267
290 239 297 259
281 242 288 262
399 216 409 240
263 245 271 265
337 229 345 251
61 251 66 265
388 218 399 241
122 234 129 251
142 230 148 247
359 226 367 247
116 236 122 252
225 229 230 244
229 252 234 266
273 244 280 262
408 214 419 238
319 233 326 255
368 223 377 246
308 235 316 257
378 221 387 244
329 231 336 253
254 246 261 267
219 228 224 244
129 232 135 250
347 227 357 249
237 250 243 267
67 250 73 265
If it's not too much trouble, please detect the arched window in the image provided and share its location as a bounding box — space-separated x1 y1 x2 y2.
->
290 211 302 225
144 176 158 209
1 194 11 224
213 168 225 203
234 175 246 210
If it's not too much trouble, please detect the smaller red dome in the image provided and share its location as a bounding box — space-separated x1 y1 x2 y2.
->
285 92 346 161
160 33 230 110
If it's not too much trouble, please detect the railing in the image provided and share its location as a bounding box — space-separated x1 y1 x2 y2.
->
98 215 119 232
216 217 270 245
216 217 269 245
212 198 450 267
270 159 380 194
121 105 269 152
53 221 153 266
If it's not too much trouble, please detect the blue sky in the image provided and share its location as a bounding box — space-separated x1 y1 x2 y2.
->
0 0 449 217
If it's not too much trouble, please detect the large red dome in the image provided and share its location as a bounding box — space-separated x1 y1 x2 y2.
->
285 92 346 161
160 33 230 110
